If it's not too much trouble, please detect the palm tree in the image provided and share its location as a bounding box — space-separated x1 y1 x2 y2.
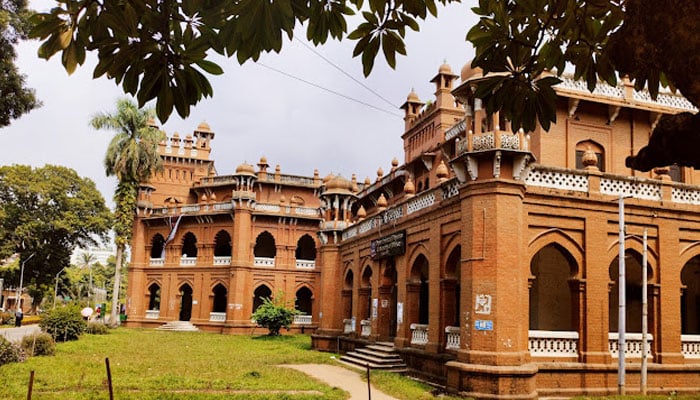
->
79 251 96 306
90 98 165 326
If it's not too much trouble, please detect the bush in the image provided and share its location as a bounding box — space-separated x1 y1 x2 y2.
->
0 311 13 325
0 336 25 366
21 333 56 356
251 294 300 336
86 321 109 335
39 305 86 342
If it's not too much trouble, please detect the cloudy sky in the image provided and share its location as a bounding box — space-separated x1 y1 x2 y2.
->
0 1 477 207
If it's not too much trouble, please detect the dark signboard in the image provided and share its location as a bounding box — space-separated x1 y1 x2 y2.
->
370 230 406 260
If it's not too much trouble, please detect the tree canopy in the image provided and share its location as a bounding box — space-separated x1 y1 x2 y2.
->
29 0 700 171
0 164 112 302
0 0 41 127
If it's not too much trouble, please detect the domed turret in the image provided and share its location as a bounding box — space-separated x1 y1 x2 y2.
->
235 162 255 175
439 61 453 75
324 175 352 195
461 60 484 82
196 121 212 133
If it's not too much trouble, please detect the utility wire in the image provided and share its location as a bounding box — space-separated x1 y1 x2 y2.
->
294 37 397 110
257 62 403 118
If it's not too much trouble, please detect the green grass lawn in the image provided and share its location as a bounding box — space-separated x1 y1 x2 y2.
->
0 328 454 399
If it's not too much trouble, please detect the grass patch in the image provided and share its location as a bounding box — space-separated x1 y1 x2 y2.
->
368 370 464 400
0 329 346 399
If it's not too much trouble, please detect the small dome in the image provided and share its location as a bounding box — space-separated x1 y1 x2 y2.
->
406 88 420 102
201 194 208 202
436 160 449 179
377 193 388 208
275 164 281 173
357 205 367 219
439 62 453 75
404 178 416 195
196 121 212 132
210 192 217 201
461 60 484 82
323 173 336 184
172 132 180 138
376 167 384 181
326 175 351 192
279 195 286 204
259 156 268 164
235 162 255 175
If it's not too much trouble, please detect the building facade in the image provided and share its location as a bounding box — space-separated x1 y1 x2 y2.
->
126 63 700 398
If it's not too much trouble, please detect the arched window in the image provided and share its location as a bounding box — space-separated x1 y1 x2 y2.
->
575 140 605 171
179 284 193 321
443 246 461 327
212 284 227 313
410 255 430 325
609 250 650 333
681 256 700 334
254 232 276 258
361 266 373 320
214 230 232 256
343 270 354 320
295 287 313 315
148 283 161 310
181 232 197 257
529 244 578 331
253 285 272 313
295 234 316 260
150 234 165 259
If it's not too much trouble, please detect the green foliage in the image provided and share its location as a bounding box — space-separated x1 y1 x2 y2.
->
0 165 112 301
39 304 87 342
21 332 56 356
251 294 300 336
0 0 41 127
86 321 109 334
0 310 13 325
0 336 24 366
29 0 458 122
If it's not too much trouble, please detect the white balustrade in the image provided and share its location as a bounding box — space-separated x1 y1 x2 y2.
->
343 319 354 334
682 334 700 359
145 310 160 319
213 202 233 211
213 256 231 266
672 187 700 205
525 168 589 192
256 203 281 213
295 260 315 269
149 258 164 266
254 257 275 267
600 177 662 201
181 205 200 213
180 256 197 266
528 330 579 357
209 312 226 322
445 326 460 350
407 192 436 215
360 319 372 337
293 315 312 325
608 332 653 358
410 323 429 345
295 207 319 216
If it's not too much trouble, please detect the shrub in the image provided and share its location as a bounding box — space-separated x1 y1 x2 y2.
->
86 321 109 335
21 332 56 356
0 311 13 325
39 305 86 342
251 293 300 336
0 336 24 366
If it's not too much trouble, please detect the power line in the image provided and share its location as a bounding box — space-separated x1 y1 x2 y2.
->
294 37 397 110
257 62 403 118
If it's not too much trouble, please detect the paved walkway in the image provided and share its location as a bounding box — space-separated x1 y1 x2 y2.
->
0 324 40 343
284 364 399 400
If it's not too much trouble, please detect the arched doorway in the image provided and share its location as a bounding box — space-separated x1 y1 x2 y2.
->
253 285 272 313
529 244 578 331
379 260 398 340
609 250 649 333
212 284 227 313
681 255 700 334
295 287 313 316
179 284 193 321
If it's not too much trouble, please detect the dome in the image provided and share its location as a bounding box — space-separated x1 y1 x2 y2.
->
436 160 449 179
439 62 453 75
323 173 336 184
196 121 212 132
377 193 388 208
357 205 367 219
325 175 352 194
406 88 420 102
259 156 268 165
235 162 255 175
404 178 416 195
461 60 484 82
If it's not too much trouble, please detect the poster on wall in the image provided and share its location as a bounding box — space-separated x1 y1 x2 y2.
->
372 298 378 320
397 302 403 324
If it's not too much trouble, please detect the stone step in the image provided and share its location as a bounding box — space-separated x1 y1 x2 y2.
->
365 344 398 354
354 348 403 361
339 355 407 372
157 321 199 331
346 350 403 365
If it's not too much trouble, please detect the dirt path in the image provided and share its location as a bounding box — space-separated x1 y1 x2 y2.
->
283 364 399 400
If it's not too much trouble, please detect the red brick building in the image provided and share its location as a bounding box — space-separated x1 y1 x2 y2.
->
126 63 700 398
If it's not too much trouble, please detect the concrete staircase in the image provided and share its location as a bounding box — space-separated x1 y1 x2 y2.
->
157 321 199 331
339 342 407 372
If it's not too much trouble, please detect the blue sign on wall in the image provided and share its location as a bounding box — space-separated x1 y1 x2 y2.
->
475 320 493 331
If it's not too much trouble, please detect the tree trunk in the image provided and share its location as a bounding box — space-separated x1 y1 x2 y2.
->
109 244 124 328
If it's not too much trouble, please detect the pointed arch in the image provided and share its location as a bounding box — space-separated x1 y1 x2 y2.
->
181 232 197 257
252 284 273 313
295 234 317 260
147 282 161 311
214 230 232 257
150 233 166 259
529 229 584 278
295 286 314 315
529 243 579 331
212 283 228 313
254 231 276 258
681 255 700 334
608 249 651 333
